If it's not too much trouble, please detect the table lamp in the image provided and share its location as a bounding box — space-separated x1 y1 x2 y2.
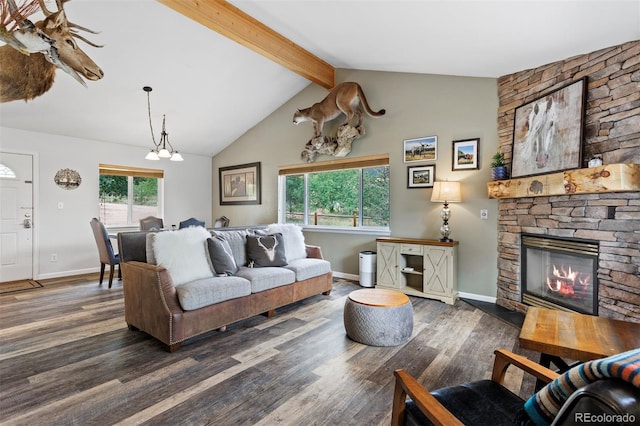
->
430 181 462 242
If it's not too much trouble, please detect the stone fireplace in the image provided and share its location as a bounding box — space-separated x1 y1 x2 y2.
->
521 234 598 315
493 40 639 322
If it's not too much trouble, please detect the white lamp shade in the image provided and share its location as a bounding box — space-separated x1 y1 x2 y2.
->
431 181 462 202
145 150 160 160
170 152 184 162
157 148 171 158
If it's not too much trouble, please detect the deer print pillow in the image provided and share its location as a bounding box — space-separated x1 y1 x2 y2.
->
246 233 287 267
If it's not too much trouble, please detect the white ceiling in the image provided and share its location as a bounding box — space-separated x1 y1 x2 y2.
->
1 0 638 158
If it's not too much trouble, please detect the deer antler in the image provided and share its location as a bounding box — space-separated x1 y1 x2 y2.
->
38 0 103 47
256 236 279 262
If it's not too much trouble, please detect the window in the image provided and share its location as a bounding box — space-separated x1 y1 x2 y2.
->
98 164 164 227
279 155 389 231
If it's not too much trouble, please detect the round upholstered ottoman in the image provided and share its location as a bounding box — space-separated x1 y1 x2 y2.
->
343 288 413 346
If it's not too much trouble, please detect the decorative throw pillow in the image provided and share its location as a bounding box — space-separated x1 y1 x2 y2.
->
152 226 213 285
266 223 307 261
246 233 287 267
206 236 238 276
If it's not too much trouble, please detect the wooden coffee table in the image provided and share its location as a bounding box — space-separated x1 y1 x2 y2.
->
519 306 640 388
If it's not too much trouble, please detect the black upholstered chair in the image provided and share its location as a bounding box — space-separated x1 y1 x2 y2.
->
179 217 205 229
391 349 640 426
89 218 121 288
139 216 164 231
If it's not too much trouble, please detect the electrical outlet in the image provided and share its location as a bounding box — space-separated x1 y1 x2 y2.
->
51 254 57 262
480 209 488 220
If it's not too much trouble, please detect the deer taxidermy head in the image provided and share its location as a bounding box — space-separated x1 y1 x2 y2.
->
0 0 104 103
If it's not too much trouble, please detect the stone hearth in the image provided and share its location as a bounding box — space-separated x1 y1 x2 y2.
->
494 40 639 322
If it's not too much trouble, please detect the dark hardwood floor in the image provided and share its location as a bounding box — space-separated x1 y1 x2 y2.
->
0 277 537 425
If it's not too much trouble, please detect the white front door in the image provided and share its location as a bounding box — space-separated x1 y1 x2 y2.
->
0 152 34 282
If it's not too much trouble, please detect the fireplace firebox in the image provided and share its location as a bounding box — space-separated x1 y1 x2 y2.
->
521 234 598 315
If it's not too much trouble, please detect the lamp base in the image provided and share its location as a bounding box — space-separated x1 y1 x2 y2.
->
439 237 453 243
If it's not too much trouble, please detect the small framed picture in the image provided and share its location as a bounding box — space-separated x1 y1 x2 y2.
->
403 136 437 163
219 162 261 205
452 138 480 171
407 164 435 188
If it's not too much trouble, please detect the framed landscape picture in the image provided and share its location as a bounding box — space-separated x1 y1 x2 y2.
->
219 162 261 205
403 136 437 163
452 138 480 171
407 164 435 188
511 78 586 178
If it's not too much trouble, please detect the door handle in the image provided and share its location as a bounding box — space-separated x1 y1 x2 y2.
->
23 214 32 228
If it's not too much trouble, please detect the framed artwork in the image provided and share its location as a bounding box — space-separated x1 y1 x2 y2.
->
452 138 480 171
219 162 261 205
403 136 437 163
511 78 586 178
407 164 435 188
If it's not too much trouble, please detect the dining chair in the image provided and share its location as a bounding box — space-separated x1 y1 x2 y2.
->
139 216 164 231
179 217 205 229
213 216 230 228
89 218 121 288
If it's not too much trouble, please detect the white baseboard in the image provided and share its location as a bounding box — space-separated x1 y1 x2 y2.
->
37 267 99 281
332 271 360 281
458 291 496 303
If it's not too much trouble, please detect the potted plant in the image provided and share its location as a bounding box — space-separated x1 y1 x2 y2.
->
490 152 508 180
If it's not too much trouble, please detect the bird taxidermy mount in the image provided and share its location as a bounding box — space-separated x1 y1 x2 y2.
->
0 0 104 103
293 82 386 162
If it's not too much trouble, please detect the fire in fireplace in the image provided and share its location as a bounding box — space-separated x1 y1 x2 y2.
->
521 234 598 315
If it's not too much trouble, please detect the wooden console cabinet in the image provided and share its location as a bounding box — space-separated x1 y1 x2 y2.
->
376 237 458 304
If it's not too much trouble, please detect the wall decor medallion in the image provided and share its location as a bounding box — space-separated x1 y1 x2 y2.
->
54 168 82 190
512 78 586 178
219 162 261 205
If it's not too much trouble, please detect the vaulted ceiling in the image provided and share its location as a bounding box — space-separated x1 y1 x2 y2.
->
1 1 638 158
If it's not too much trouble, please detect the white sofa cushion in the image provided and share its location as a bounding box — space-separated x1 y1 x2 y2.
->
175 276 251 311
284 258 332 281
236 266 295 293
266 223 307 262
152 227 213 286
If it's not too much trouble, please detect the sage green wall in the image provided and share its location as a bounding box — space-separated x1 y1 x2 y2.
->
213 69 500 299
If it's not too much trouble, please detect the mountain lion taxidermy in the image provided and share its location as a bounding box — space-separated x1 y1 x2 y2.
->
293 82 386 138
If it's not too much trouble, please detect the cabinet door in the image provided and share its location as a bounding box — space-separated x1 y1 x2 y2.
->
423 246 452 296
376 242 400 288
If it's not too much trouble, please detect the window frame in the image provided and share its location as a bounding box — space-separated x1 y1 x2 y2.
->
98 164 165 229
278 155 390 235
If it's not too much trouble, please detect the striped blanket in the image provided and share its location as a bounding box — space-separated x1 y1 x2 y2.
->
523 348 640 426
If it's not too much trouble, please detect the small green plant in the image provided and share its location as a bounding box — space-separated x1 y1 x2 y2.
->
490 152 506 168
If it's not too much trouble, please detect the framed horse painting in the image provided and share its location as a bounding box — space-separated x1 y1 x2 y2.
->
511 78 587 178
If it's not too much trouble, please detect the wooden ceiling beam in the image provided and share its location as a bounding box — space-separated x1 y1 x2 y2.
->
157 0 335 89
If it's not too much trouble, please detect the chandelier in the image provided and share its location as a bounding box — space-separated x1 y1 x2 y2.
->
143 86 184 161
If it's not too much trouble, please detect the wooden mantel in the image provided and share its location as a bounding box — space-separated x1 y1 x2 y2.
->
487 163 639 199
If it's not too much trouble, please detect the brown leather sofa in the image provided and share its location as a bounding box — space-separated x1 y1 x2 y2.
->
117 227 332 352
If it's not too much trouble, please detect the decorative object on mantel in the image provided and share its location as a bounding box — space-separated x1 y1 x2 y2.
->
512 78 587 178
294 82 385 163
588 154 603 168
487 163 639 199
143 86 184 162
0 0 104 103
490 151 508 180
430 181 462 242
54 168 81 190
